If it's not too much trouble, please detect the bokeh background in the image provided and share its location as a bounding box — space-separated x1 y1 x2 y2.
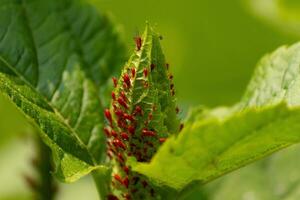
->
1 0 300 199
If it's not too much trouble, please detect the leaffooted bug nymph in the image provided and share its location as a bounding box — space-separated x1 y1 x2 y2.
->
134 36 142 51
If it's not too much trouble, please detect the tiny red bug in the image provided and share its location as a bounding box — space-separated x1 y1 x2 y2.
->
114 174 123 184
118 97 128 109
103 127 110 137
117 119 127 129
123 166 129 174
123 113 134 121
131 68 136 77
121 132 129 140
117 153 125 162
111 92 116 101
111 130 118 137
142 129 156 137
127 125 135 134
176 107 179 114
159 138 167 143
180 123 184 131
112 77 118 87
123 73 131 87
104 109 112 124
143 68 148 77
113 139 126 150
115 109 124 118
150 63 155 71
134 36 142 51
120 91 127 102
133 105 143 116
123 176 129 188
107 194 119 200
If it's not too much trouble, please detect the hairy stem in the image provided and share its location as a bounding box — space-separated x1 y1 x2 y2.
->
92 166 111 200
25 136 57 200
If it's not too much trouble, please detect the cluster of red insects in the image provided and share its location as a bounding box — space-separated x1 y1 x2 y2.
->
103 36 182 200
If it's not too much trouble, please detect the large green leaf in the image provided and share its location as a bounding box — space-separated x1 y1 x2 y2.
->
195 144 300 200
131 42 300 191
0 0 124 182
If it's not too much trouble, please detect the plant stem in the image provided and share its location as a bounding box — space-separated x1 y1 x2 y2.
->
92 166 111 200
26 136 57 200
36 137 57 200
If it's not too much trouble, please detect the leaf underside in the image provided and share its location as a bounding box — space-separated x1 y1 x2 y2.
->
132 43 300 191
0 0 124 182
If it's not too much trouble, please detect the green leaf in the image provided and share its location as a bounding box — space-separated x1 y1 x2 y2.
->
131 42 300 191
197 144 300 200
0 0 124 182
105 24 181 199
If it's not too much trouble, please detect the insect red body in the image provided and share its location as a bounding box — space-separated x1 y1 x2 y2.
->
127 125 135 134
104 109 112 124
123 166 129 174
180 123 184 131
107 194 119 200
117 153 125 162
121 132 129 140
143 68 148 77
112 92 116 100
131 68 136 77
115 109 124 117
142 129 156 137
123 113 134 121
114 174 123 184
117 119 127 129
120 91 127 102
135 36 142 51
112 77 118 87
123 73 131 87
133 106 143 116
123 176 129 188
111 130 118 137
118 97 129 109
113 139 126 150
159 138 167 143
103 127 110 137
150 63 155 71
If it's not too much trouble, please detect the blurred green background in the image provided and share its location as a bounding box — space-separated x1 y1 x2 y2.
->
1 0 300 199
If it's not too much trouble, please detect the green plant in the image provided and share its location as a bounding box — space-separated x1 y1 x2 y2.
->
1 0 300 199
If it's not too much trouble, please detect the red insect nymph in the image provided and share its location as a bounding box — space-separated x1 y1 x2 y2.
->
135 36 142 51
